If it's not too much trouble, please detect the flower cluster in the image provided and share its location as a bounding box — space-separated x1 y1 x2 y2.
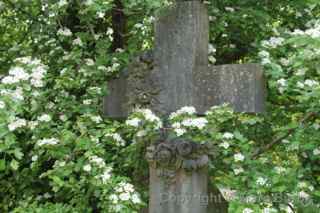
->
291 21 320 38
83 155 114 185
8 118 27 131
125 108 162 136
169 106 196 119
105 133 126 146
1 58 47 88
109 181 142 211
261 37 285 48
37 138 59 146
57 27 72 37
169 106 208 137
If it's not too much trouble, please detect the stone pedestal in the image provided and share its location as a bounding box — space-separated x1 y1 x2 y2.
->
146 139 211 213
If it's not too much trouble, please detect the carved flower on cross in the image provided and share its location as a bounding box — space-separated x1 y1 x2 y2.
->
176 139 193 157
154 143 175 166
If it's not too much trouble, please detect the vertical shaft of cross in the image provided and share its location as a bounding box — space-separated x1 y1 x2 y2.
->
152 0 209 115
148 1 211 213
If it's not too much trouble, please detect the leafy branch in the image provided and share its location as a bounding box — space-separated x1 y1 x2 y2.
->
252 111 317 159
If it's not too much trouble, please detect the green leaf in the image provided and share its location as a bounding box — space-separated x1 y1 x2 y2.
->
13 148 24 160
10 159 19 170
0 159 6 171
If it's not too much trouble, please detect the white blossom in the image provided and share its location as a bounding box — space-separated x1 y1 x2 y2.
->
106 63 120 73
208 44 216 54
304 79 319 87
59 114 67 121
261 58 271 65
181 118 208 130
58 161 66 167
209 56 216 64
280 58 290 66
313 148 320 156
72 37 83 46
83 164 92 172
1 76 19 84
83 99 92 105
0 101 5 109
28 121 39 130
298 191 310 199
313 123 320 130
126 118 141 127
135 109 161 128
234 153 245 162
275 166 286 174
106 133 126 146
297 81 305 89
57 27 72 36
110 194 119 203
225 7 235 12
277 78 287 87
222 132 234 139
262 207 278 213
37 114 51 122
99 167 112 183
84 0 93 5
308 185 314 191
91 115 102 123
8 118 27 131
15 56 32 64
119 192 130 201
256 177 267 186
242 208 254 213
89 156 105 168
131 193 141 204
58 0 67 7
85 58 95 66
37 138 59 146
262 37 284 48
174 128 187 137
97 11 105 18
31 155 38 161
298 182 308 188
234 167 244 175
258 50 270 58
219 141 230 149
123 182 134 192
169 106 196 119
136 130 147 137
107 27 114 41
295 69 306 76
9 67 29 81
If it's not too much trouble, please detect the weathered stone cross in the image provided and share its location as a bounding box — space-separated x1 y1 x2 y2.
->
103 1 266 213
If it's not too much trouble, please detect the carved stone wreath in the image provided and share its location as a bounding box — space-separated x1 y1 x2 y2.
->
146 138 212 180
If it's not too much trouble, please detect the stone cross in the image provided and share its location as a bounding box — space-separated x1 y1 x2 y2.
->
103 1 266 213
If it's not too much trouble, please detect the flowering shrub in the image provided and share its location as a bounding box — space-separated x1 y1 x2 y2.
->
124 103 319 212
1 0 320 213
0 58 144 212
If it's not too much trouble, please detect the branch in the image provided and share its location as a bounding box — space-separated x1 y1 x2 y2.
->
252 112 317 159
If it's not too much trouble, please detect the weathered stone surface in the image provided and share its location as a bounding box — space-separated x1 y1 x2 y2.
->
103 1 209 118
194 64 266 113
103 62 266 117
103 1 266 119
151 0 209 115
103 72 128 118
147 138 210 213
